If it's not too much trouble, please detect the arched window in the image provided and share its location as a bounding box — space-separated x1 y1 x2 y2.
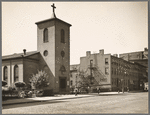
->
61 29 65 43
14 65 19 82
3 66 8 82
60 65 66 74
60 65 66 72
43 28 48 43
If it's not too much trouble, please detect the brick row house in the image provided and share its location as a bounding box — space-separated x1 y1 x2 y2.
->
70 49 148 92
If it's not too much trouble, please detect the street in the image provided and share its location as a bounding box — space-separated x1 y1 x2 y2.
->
2 92 148 114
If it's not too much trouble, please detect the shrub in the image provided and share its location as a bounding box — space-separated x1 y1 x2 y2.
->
29 70 50 90
42 89 54 96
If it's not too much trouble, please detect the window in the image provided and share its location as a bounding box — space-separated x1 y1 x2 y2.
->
14 65 19 82
61 51 65 57
43 50 48 56
61 29 65 43
105 67 109 75
60 65 66 74
112 68 113 74
90 60 93 67
105 58 108 64
70 80 73 86
43 28 48 43
3 66 8 82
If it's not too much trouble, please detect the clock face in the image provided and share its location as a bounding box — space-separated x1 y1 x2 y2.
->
61 51 65 57
43 50 48 56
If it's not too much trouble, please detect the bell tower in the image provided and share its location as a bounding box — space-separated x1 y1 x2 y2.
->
35 4 71 93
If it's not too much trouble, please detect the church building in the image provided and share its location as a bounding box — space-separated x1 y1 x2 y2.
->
2 4 71 94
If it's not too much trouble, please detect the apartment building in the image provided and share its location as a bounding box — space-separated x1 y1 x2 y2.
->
70 49 147 92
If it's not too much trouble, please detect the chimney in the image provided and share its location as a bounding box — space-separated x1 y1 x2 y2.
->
113 54 118 57
86 51 91 56
144 47 148 51
99 49 104 55
23 49 26 55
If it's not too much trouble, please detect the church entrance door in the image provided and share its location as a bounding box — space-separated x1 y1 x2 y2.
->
59 77 66 92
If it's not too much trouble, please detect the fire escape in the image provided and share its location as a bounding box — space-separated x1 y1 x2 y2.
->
85 54 107 86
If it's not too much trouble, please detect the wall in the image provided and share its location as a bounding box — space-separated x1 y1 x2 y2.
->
55 20 71 93
129 59 148 68
111 55 147 91
38 54 55 90
23 57 39 85
79 52 111 90
2 59 23 86
70 64 80 89
36 19 71 93
119 51 143 61
37 20 55 77
111 56 130 91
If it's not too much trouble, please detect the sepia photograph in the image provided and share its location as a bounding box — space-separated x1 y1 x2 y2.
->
2 1 148 114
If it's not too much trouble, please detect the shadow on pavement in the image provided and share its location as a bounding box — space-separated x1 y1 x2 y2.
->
98 93 128 96
129 91 146 93
3 100 68 109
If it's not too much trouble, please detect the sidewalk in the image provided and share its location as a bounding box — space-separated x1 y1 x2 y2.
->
2 92 127 106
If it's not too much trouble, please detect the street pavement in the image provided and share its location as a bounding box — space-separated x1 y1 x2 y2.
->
2 92 148 114
2 92 124 105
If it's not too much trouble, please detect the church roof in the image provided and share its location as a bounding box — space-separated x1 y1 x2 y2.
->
35 17 72 26
2 51 39 60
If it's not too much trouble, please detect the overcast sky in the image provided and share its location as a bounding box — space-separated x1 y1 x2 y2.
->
2 2 148 64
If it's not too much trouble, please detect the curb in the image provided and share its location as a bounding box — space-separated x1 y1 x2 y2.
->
2 92 129 106
2 95 95 106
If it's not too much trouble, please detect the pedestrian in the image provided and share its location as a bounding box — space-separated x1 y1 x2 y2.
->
118 87 120 93
127 87 129 93
75 87 78 96
97 88 100 94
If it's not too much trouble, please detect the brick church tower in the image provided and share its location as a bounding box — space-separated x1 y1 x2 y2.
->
35 4 71 93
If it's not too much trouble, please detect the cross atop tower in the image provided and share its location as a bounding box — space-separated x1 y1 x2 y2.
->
51 3 56 13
